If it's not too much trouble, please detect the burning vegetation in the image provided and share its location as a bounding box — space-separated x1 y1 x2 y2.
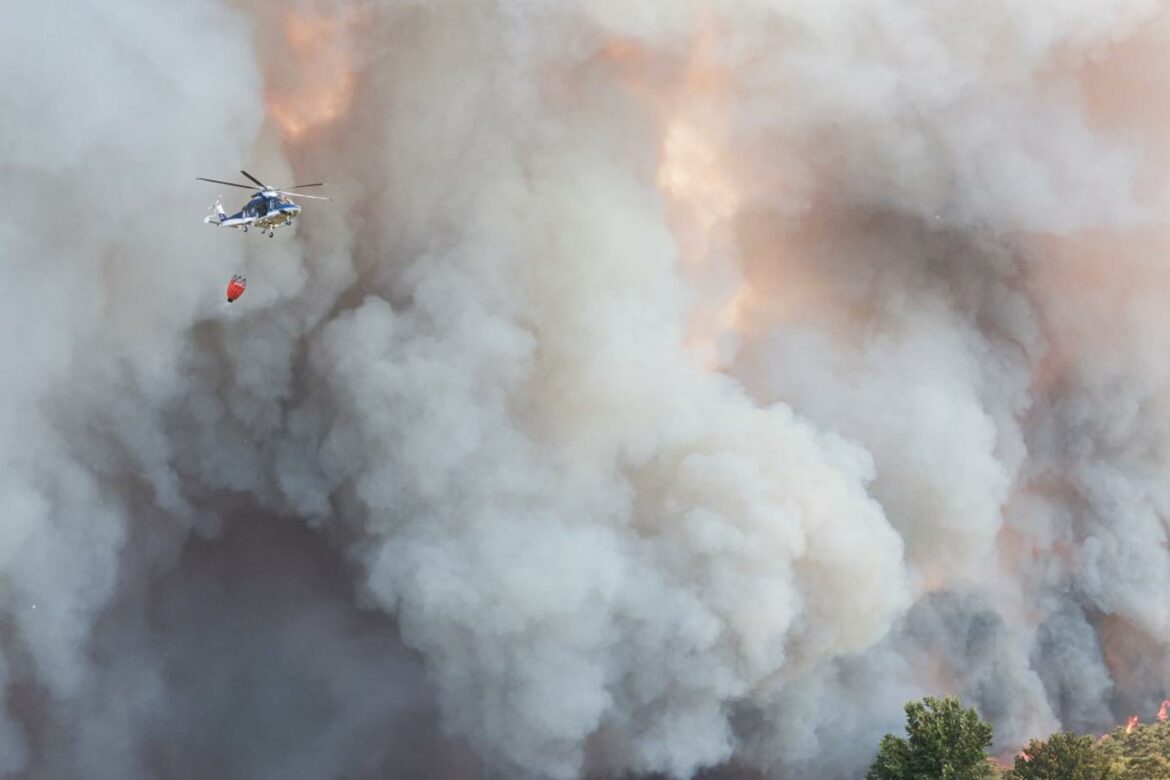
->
870 696 1170 780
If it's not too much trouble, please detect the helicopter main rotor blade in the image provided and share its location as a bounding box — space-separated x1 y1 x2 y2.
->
281 182 325 189
277 190 331 201
196 177 257 190
239 169 268 188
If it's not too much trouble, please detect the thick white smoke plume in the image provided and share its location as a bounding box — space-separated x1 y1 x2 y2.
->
3 0 1170 777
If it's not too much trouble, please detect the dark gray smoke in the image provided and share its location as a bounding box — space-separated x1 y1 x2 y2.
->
3 0 1170 778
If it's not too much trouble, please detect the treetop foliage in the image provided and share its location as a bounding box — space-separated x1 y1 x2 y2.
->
869 697 1170 780
868 696 996 780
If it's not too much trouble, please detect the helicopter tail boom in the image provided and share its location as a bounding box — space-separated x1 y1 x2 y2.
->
204 196 227 224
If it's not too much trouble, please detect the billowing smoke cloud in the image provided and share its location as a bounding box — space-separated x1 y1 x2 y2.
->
3 0 1170 777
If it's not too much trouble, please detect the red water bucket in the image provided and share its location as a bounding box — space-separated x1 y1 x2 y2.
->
226 274 247 303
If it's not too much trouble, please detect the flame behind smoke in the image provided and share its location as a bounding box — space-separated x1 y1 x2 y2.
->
652 15 756 371
264 1 362 142
658 119 738 233
658 116 751 369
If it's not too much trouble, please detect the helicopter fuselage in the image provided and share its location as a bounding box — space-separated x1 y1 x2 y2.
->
205 190 302 233
198 171 325 237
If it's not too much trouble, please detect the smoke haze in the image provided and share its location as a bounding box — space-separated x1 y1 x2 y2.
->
3 0 1170 777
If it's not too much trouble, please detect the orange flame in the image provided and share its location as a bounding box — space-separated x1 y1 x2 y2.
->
659 115 751 369
652 14 755 371
1125 715 1139 734
1158 700 1169 722
266 2 364 142
1017 750 1032 762
658 119 738 232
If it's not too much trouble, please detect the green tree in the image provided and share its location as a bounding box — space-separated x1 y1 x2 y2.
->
1099 721 1170 780
868 696 996 780
1007 732 1118 780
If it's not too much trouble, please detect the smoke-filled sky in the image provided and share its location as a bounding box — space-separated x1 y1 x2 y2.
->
3 0 1170 778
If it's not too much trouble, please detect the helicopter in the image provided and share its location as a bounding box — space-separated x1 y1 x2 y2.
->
197 170 329 237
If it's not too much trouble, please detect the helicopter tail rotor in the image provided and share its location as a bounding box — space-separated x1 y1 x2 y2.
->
204 196 227 224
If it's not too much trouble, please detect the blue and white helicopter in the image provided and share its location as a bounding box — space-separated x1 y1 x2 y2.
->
197 170 328 237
